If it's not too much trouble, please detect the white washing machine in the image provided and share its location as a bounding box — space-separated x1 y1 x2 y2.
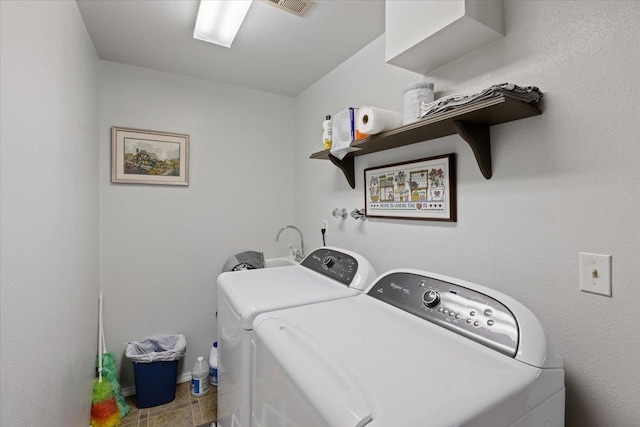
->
252 269 565 427
217 247 377 427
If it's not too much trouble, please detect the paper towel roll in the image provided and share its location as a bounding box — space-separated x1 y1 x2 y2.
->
356 107 402 136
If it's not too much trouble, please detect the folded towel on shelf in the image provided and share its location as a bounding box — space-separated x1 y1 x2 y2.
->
420 83 543 118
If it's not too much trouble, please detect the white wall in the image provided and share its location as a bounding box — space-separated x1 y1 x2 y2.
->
99 61 296 387
0 1 99 425
294 2 640 426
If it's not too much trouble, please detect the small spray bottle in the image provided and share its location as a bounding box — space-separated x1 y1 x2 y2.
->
322 115 332 150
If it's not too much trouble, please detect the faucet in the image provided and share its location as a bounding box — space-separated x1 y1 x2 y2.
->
275 225 305 262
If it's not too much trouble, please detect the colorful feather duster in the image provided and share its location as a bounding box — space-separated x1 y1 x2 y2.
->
91 292 122 427
91 379 121 427
101 331 131 417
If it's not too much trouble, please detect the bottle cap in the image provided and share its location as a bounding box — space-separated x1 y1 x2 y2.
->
197 356 204 362
213 341 218 348
326 115 331 120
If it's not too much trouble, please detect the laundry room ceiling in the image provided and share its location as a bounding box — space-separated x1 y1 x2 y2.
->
76 0 385 97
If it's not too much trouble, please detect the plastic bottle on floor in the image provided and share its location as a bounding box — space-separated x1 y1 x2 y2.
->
191 356 209 397
209 341 218 386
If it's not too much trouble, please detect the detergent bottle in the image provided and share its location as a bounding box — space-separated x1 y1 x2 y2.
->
191 356 209 397
209 341 218 386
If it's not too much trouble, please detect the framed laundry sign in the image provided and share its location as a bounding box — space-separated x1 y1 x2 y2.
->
111 127 189 185
364 154 456 221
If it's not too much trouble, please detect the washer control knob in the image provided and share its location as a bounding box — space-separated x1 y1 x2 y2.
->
322 256 336 269
422 290 441 308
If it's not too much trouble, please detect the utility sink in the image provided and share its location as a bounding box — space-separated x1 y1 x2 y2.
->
264 256 298 268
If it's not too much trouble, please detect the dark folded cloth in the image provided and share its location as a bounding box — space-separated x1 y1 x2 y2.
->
420 83 543 118
222 250 265 272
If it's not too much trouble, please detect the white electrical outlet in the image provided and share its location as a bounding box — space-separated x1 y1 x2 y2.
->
579 252 612 296
322 220 328 234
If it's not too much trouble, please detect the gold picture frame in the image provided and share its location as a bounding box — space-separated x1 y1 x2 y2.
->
111 127 189 186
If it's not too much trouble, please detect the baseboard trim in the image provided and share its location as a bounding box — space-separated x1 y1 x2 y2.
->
121 371 192 397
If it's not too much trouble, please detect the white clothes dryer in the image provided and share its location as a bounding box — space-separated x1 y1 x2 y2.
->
216 247 377 427
252 269 565 427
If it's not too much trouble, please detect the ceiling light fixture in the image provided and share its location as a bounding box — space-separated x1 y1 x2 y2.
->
193 0 253 48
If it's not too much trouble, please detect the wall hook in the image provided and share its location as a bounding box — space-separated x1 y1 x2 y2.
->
350 208 366 221
332 208 348 219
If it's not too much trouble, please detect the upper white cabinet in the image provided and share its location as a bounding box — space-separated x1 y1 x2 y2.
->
385 0 504 74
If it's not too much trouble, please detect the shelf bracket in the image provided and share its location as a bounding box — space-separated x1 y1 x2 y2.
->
453 120 492 179
328 153 355 188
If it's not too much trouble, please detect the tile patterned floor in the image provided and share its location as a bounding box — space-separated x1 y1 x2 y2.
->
121 382 216 427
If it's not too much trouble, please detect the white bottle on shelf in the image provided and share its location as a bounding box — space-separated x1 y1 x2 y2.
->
322 115 332 150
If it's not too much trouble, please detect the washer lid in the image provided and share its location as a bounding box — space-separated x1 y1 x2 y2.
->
219 264 361 330
218 247 376 330
366 271 519 358
366 269 563 369
253 295 563 427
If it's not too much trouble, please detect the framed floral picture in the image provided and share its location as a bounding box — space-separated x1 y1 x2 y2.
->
111 127 189 186
364 154 456 221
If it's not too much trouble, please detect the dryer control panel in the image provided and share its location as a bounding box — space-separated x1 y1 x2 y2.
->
301 248 359 287
367 272 519 357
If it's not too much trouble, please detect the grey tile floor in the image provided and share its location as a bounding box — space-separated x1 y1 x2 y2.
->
121 382 216 427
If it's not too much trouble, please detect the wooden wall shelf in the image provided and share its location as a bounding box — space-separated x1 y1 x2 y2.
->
310 95 541 188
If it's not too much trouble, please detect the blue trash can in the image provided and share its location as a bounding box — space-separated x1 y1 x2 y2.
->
125 334 187 408
132 360 179 408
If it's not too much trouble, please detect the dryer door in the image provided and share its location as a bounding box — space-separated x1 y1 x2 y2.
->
252 318 373 427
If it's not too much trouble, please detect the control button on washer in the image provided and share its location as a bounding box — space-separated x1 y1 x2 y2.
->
442 309 449 314
322 256 336 269
455 314 461 319
449 311 455 317
487 319 495 326
438 308 444 313
469 310 476 316
422 290 441 308
466 319 472 324
473 321 480 327
484 309 493 316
